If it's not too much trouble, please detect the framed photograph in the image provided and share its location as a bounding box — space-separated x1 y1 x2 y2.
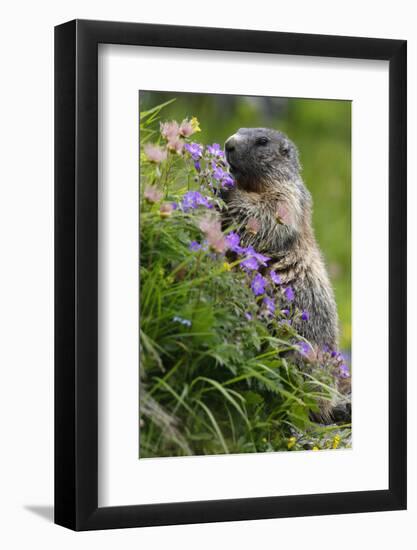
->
55 19 407 530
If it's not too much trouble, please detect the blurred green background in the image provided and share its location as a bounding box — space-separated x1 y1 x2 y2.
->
140 91 351 350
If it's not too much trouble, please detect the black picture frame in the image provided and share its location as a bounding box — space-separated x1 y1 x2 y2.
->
55 19 407 531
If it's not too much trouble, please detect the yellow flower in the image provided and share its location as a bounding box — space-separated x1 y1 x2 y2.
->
312 446 319 451
287 437 296 450
332 435 341 449
222 262 232 272
190 116 201 133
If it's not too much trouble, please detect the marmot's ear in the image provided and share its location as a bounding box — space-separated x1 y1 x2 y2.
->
280 144 290 157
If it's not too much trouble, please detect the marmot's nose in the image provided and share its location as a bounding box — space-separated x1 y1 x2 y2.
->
225 136 236 153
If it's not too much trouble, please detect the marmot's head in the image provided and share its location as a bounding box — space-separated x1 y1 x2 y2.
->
223 128 313 250
224 128 301 192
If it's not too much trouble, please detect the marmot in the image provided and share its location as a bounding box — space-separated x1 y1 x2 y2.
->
222 127 338 350
222 128 350 420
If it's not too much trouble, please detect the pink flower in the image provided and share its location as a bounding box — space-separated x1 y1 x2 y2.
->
159 203 174 218
143 143 167 163
160 120 179 141
167 137 184 154
179 119 194 137
198 215 226 253
144 185 163 203
276 203 291 225
198 215 222 235
246 217 260 235
207 232 227 253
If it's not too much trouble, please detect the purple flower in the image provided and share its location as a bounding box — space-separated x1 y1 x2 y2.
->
251 273 266 296
281 308 290 316
189 241 202 252
297 341 312 357
184 142 203 161
207 143 224 157
244 246 270 267
222 173 235 188
244 312 253 321
225 232 242 253
332 350 345 363
239 246 271 271
301 310 310 321
283 286 295 302
263 296 275 315
270 270 281 285
194 161 201 172
210 161 235 188
339 363 350 378
181 191 212 211
255 252 271 266
241 256 259 271
212 164 227 181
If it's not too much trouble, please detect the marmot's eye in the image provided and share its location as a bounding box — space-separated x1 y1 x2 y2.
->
255 137 269 146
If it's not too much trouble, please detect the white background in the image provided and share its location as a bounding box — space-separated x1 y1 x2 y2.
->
0 1 415 549
99 46 389 506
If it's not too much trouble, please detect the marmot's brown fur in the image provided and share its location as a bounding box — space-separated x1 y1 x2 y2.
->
222 128 350 421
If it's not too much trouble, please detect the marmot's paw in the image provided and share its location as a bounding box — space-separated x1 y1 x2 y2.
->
332 397 351 424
